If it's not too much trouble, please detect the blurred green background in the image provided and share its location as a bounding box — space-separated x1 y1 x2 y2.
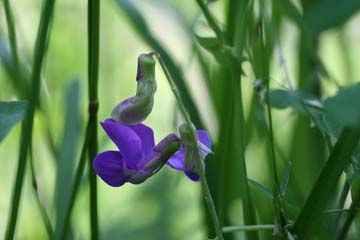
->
1 0 360 239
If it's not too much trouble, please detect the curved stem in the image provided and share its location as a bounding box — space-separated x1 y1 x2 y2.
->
154 53 224 240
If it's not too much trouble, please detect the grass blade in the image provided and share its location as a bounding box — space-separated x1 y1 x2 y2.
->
293 127 360 238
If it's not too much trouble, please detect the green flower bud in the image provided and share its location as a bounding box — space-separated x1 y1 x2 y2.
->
111 53 157 125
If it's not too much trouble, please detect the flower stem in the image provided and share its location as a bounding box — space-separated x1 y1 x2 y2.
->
222 224 276 233
154 53 224 240
87 0 100 238
5 0 56 238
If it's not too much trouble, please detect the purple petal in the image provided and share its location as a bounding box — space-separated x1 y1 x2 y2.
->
93 151 127 187
185 171 200 181
129 124 155 156
101 118 143 169
167 148 186 170
197 130 211 149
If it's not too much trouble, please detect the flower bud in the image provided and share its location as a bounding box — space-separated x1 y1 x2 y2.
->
179 122 197 146
111 53 157 125
144 134 181 171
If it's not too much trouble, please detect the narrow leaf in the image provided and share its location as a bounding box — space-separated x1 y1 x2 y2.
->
293 127 360 238
0 101 27 142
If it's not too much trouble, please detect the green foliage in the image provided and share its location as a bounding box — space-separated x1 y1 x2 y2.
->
0 101 27 142
324 83 360 130
303 0 360 34
1 0 360 239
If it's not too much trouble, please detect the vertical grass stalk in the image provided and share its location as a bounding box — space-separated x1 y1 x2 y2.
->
231 1 259 239
5 0 56 238
87 0 100 239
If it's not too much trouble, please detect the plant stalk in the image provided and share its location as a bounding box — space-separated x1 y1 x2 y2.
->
5 0 56 238
155 53 224 240
87 0 100 239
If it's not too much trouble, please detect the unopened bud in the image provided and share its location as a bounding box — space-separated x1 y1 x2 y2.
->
112 54 157 125
179 122 197 146
144 134 181 171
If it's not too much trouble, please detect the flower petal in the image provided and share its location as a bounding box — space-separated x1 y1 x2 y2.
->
129 124 155 156
185 171 200 181
101 118 143 169
93 151 127 187
167 147 186 170
197 130 211 149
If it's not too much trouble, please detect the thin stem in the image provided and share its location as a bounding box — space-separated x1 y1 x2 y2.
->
338 188 360 239
5 0 56 239
334 181 350 236
55 122 91 240
260 16 288 233
3 0 24 95
87 0 100 239
154 53 224 240
223 224 275 233
194 0 223 42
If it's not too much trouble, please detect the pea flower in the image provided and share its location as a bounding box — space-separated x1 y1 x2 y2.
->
111 54 157 125
167 123 212 181
93 118 180 187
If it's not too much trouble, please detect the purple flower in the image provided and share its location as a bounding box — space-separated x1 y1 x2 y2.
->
167 124 212 181
93 118 180 187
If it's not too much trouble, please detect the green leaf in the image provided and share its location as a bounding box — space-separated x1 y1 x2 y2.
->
248 179 273 199
351 176 360 201
195 35 247 68
303 0 360 34
0 101 27 142
324 83 360 130
293 127 360 238
269 89 323 113
281 161 292 196
54 80 81 234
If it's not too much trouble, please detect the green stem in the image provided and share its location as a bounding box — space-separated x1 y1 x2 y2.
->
155 53 224 240
55 122 91 240
230 1 258 239
338 187 360 239
260 16 289 235
87 0 100 239
5 0 56 239
293 127 360 238
3 0 24 95
223 224 275 233
194 0 223 42
334 181 350 236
